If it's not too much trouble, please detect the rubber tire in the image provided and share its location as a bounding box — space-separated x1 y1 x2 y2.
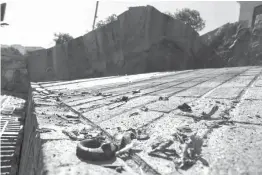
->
76 139 116 161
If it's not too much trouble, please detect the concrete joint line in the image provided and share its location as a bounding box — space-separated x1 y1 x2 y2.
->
200 68 251 99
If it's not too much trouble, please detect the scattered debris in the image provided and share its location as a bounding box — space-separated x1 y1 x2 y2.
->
94 92 112 97
116 139 138 156
176 125 193 133
201 105 219 120
102 93 113 97
111 96 129 103
36 128 56 133
65 112 79 119
159 96 169 101
132 89 141 94
129 112 139 117
126 128 150 140
62 128 105 141
103 165 125 173
140 106 149 112
173 133 204 170
178 103 192 112
149 139 174 154
62 130 79 140
81 91 90 95
95 92 102 96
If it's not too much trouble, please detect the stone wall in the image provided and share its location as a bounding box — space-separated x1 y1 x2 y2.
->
27 6 206 82
1 47 30 93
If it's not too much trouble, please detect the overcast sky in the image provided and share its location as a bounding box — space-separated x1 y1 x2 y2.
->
0 0 240 48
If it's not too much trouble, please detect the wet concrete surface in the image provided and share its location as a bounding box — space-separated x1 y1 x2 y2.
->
22 66 262 174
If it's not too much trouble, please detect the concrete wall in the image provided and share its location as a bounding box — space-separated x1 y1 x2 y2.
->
27 6 206 82
238 1 262 27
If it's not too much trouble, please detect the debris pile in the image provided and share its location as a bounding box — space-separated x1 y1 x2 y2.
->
148 125 205 170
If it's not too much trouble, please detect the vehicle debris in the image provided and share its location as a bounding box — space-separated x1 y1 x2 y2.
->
76 139 118 161
178 103 192 112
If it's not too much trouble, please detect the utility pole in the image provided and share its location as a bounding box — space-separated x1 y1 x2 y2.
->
1 3 9 27
92 1 99 30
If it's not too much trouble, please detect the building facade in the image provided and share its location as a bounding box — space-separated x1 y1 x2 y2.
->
238 1 262 27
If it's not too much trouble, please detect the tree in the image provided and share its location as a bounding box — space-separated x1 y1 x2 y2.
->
96 14 117 29
165 8 205 32
53 33 74 45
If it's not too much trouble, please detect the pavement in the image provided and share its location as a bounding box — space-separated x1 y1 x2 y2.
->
8 66 262 174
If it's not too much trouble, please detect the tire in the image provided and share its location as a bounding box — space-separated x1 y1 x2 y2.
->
76 139 117 161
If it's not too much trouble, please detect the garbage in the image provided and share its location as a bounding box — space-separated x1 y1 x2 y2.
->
36 128 56 133
94 92 102 96
159 96 169 101
140 106 148 112
116 139 139 156
200 105 219 120
111 96 129 103
173 133 203 170
65 112 79 119
62 130 79 140
62 128 105 141
176 125 193 133
129 112 139 117
132 89 141 94
94 92 112 97
103 165 125 173
126 128 150 140
178 103 192 112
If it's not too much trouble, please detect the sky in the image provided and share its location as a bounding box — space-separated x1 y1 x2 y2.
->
0 0 240 48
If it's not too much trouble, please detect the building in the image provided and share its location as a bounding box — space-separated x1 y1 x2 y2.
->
238 1 262 28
